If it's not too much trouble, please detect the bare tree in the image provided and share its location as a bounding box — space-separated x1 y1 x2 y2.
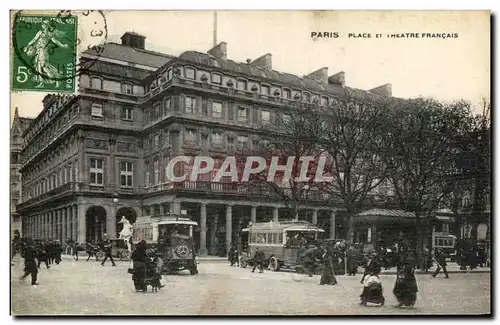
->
383 98 475 254
314 91 394 243
234 103 325 222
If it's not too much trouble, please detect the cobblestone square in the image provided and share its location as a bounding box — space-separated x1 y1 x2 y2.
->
11 257 491 316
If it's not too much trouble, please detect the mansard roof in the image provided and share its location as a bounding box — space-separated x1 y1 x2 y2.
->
84 42 174 68
85 60 152 80
177 51 384 102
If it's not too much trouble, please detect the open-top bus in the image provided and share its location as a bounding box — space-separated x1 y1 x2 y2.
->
240 220 325 271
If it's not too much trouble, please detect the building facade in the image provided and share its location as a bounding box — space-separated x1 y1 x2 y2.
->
17 32 393 255
11 107 33 237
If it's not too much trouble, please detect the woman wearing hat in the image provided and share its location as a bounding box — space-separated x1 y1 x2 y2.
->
131 240 149 292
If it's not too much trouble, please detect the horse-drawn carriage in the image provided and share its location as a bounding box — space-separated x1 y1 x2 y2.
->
71 239 131 261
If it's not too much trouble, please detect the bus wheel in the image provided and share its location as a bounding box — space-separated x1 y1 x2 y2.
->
269 257 280 272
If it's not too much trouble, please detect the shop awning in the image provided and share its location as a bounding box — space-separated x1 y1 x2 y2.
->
354 208 416 225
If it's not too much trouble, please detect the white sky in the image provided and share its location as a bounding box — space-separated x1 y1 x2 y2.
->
10 10 490 120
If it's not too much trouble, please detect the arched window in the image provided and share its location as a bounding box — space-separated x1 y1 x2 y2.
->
90 77 103 89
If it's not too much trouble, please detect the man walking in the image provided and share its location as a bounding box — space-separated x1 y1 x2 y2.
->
19 239 40 286
101 234 116 267
432 248 449 278
251 248 265 273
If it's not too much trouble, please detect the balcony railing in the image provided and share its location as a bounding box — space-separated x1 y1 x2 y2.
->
18 182 81 208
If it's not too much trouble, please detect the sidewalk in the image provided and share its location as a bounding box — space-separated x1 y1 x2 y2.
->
361 263 490 275
61 254 490 274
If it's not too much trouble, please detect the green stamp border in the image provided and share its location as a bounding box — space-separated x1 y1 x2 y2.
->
11 12 79 93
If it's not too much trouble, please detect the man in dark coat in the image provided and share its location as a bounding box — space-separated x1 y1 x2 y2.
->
228 243 239 267
301 245 321 277
36 242 50 269
432 248 449 278
346 246 358 276
251 248 265 273
101 235 116 267
19 239 39 286
54 240 63 264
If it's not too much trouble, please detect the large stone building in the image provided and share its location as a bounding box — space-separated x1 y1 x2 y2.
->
11 107 33 236
17 32 394 255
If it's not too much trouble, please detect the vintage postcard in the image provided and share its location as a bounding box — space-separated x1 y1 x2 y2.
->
10 10 491 316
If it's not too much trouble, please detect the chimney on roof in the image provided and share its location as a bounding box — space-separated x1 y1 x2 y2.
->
305 67 328 83
14 107 19 119
369 83 392 97
208 42 227 60
328 71 345 87
250 53 272 69
121 31 146 50
42 94 57 108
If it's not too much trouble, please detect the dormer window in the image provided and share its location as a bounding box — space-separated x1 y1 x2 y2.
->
303 92 311 103
237 79 247 91
261 85 270 96
121 83 133 95
283 89 291 99
90 77 103 89
211 73 222 85
185 67 195 80
167 68 173 80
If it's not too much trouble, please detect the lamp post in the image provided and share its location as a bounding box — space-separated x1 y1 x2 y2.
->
303 184 310 222
112 193 119 238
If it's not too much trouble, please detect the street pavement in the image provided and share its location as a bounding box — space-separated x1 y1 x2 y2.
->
11 256 490 316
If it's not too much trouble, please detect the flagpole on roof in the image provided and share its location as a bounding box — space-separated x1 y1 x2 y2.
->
213 11 218 47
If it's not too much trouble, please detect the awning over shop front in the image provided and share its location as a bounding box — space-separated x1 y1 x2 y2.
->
354 208 416 225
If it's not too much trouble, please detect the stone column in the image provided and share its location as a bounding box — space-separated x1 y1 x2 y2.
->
47 211 51 239
72 205 78 241
250 206 257 225
35 215 38 239
77 204 87 243
312 209 318 225
57 209 62 241
37 215 41 239
199 203 207 256
226 205 232 252
108 204 117 238
62 208 67 243
67 207 72 241
42 214 46 238
371 224 377 247
330 210 336 239
272 207 279 223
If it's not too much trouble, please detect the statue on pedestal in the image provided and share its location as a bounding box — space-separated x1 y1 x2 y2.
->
118 216 134 252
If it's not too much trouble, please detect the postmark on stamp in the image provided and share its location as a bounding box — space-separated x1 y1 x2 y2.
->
12 12 78 92
11 10 108 93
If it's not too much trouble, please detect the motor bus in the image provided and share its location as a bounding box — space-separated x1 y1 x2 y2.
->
239 220 325 271
132 214 199 275
432 233 457 258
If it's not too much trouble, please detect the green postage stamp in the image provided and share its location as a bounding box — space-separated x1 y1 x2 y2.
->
11 13 78 92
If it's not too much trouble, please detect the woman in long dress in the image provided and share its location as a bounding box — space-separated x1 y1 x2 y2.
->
23 20 68 86
393 249 418 308
320 247 337 285
131 240 148 292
